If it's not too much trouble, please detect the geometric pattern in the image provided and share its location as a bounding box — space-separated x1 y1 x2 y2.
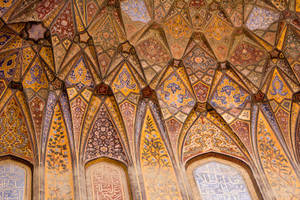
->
183 44 217 102
157 68 196 122
209 71 253 154
265 67 297 152
155 62 196 153
229 40 267 88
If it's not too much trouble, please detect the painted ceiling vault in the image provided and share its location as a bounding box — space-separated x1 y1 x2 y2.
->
0 0 299 199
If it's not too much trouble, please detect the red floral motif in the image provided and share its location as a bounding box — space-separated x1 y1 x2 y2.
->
70 96 87 151
29 96 45 143
189 0 206 8
50 2 75 40
136 37 170 64
36 0 64 20
275 108 289 141
165 118 182 151
231 120 251 153
87 1 98 25
230 42 264 66
119 101 135 151
193 81 209 102
85 105 127 163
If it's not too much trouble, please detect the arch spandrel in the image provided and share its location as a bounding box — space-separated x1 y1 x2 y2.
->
179 105 250 165
44 102 75 200
0 90 36 163
256 106 300 199
262 67 300 154
154 60 196 154
60 54 99 155
209 66 255 156
138 105 183 200
106 58 146 158
22 56 49 149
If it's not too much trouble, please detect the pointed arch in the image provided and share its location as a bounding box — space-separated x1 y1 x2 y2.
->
85 157 132 200
185 153 263 200
0 155 33 200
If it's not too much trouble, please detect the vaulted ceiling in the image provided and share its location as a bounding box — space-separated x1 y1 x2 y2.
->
0 0 299 199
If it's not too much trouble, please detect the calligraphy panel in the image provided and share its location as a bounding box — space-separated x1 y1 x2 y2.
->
86 160 130 200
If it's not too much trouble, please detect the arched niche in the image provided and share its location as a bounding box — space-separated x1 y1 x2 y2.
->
85 158 131 200
185 153 262 200
0 156 32 200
